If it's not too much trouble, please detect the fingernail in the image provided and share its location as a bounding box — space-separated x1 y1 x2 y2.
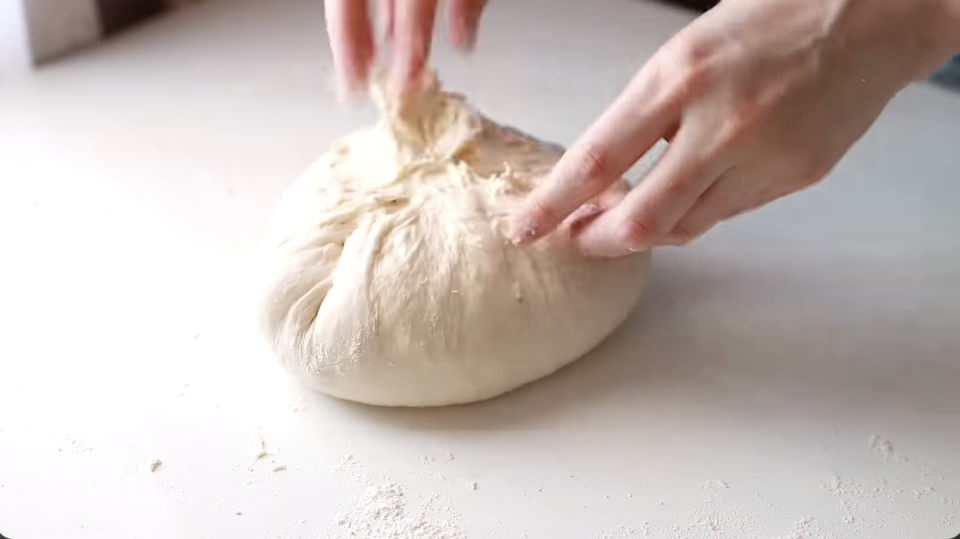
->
579 243 635 259
561 204 602 237
655 237 681 247
655 234 693 247
454 27 477 53
511 217 541 247
336 75 366 105
337 85 361 105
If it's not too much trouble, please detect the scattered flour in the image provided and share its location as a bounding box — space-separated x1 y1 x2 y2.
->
593 435 956 539
868 435 908 463
334 482 464 539
247 432 287 471
326 453 466 539
332 453 361 474
321 435 955 538
289 398 307 413
252 433 268 461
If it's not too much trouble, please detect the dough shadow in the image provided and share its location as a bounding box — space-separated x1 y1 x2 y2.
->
338 248 960 432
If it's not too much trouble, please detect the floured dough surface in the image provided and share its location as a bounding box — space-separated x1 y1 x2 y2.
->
255 72 651 407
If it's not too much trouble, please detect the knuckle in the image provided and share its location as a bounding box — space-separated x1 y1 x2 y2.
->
569 144 615 194
714 105 761 153
729 106 761 138
525 196 561 227
618 215 655 251
662 37 715 100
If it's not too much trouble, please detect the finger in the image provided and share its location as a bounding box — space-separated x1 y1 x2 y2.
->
325 0 375 99
574 127 730 257
390 0 440 95
512 64 682 246
595 178 632 208
658 165 748 246
448 0 487 51
560 179 631 237
377 0 395 44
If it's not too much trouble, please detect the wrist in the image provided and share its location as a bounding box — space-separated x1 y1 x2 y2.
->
929 0 960 49
827 0 960 86
909 0 960 77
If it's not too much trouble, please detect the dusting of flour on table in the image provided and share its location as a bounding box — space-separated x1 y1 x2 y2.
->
327 453 465 539
324 436 956 538
868 434 907 463
252 433 268 460
334 482 464 539
594 436 958 538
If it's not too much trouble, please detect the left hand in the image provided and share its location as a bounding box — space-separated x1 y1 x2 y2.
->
325 0 488 98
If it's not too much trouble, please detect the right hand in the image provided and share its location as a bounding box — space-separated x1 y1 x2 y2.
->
511 0 960 256
325 0 488 98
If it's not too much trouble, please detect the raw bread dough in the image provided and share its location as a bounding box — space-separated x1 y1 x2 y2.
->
255 72 651 407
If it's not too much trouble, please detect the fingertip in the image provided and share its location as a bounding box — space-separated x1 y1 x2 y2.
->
448 0 483 53
451 31 476 54
338 64 375 105
333 64 369 103
325 0 375 101
390 0 436 95
337 81 366 106
509 215 542 247
510 194 562 246
449 17 477 53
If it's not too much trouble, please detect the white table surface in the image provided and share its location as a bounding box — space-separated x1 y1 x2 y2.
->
2 0 959 537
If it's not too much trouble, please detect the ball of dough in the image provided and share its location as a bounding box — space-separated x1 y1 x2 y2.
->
255 73 651 407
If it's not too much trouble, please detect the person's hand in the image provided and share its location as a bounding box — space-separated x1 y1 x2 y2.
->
513 0 960 257
325 0 488 98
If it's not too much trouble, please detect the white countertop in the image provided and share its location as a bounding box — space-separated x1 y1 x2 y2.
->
1 0 959 537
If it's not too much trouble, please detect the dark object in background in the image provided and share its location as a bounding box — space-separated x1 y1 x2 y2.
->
930 53 960 92
96 0 166 35
656 0 719 13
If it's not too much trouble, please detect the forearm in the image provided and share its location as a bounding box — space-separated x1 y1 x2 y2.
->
897 0 960 78
822 0 960 87
930 0 960 52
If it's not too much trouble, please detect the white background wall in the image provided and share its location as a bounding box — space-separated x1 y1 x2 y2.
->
0 0 31 79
